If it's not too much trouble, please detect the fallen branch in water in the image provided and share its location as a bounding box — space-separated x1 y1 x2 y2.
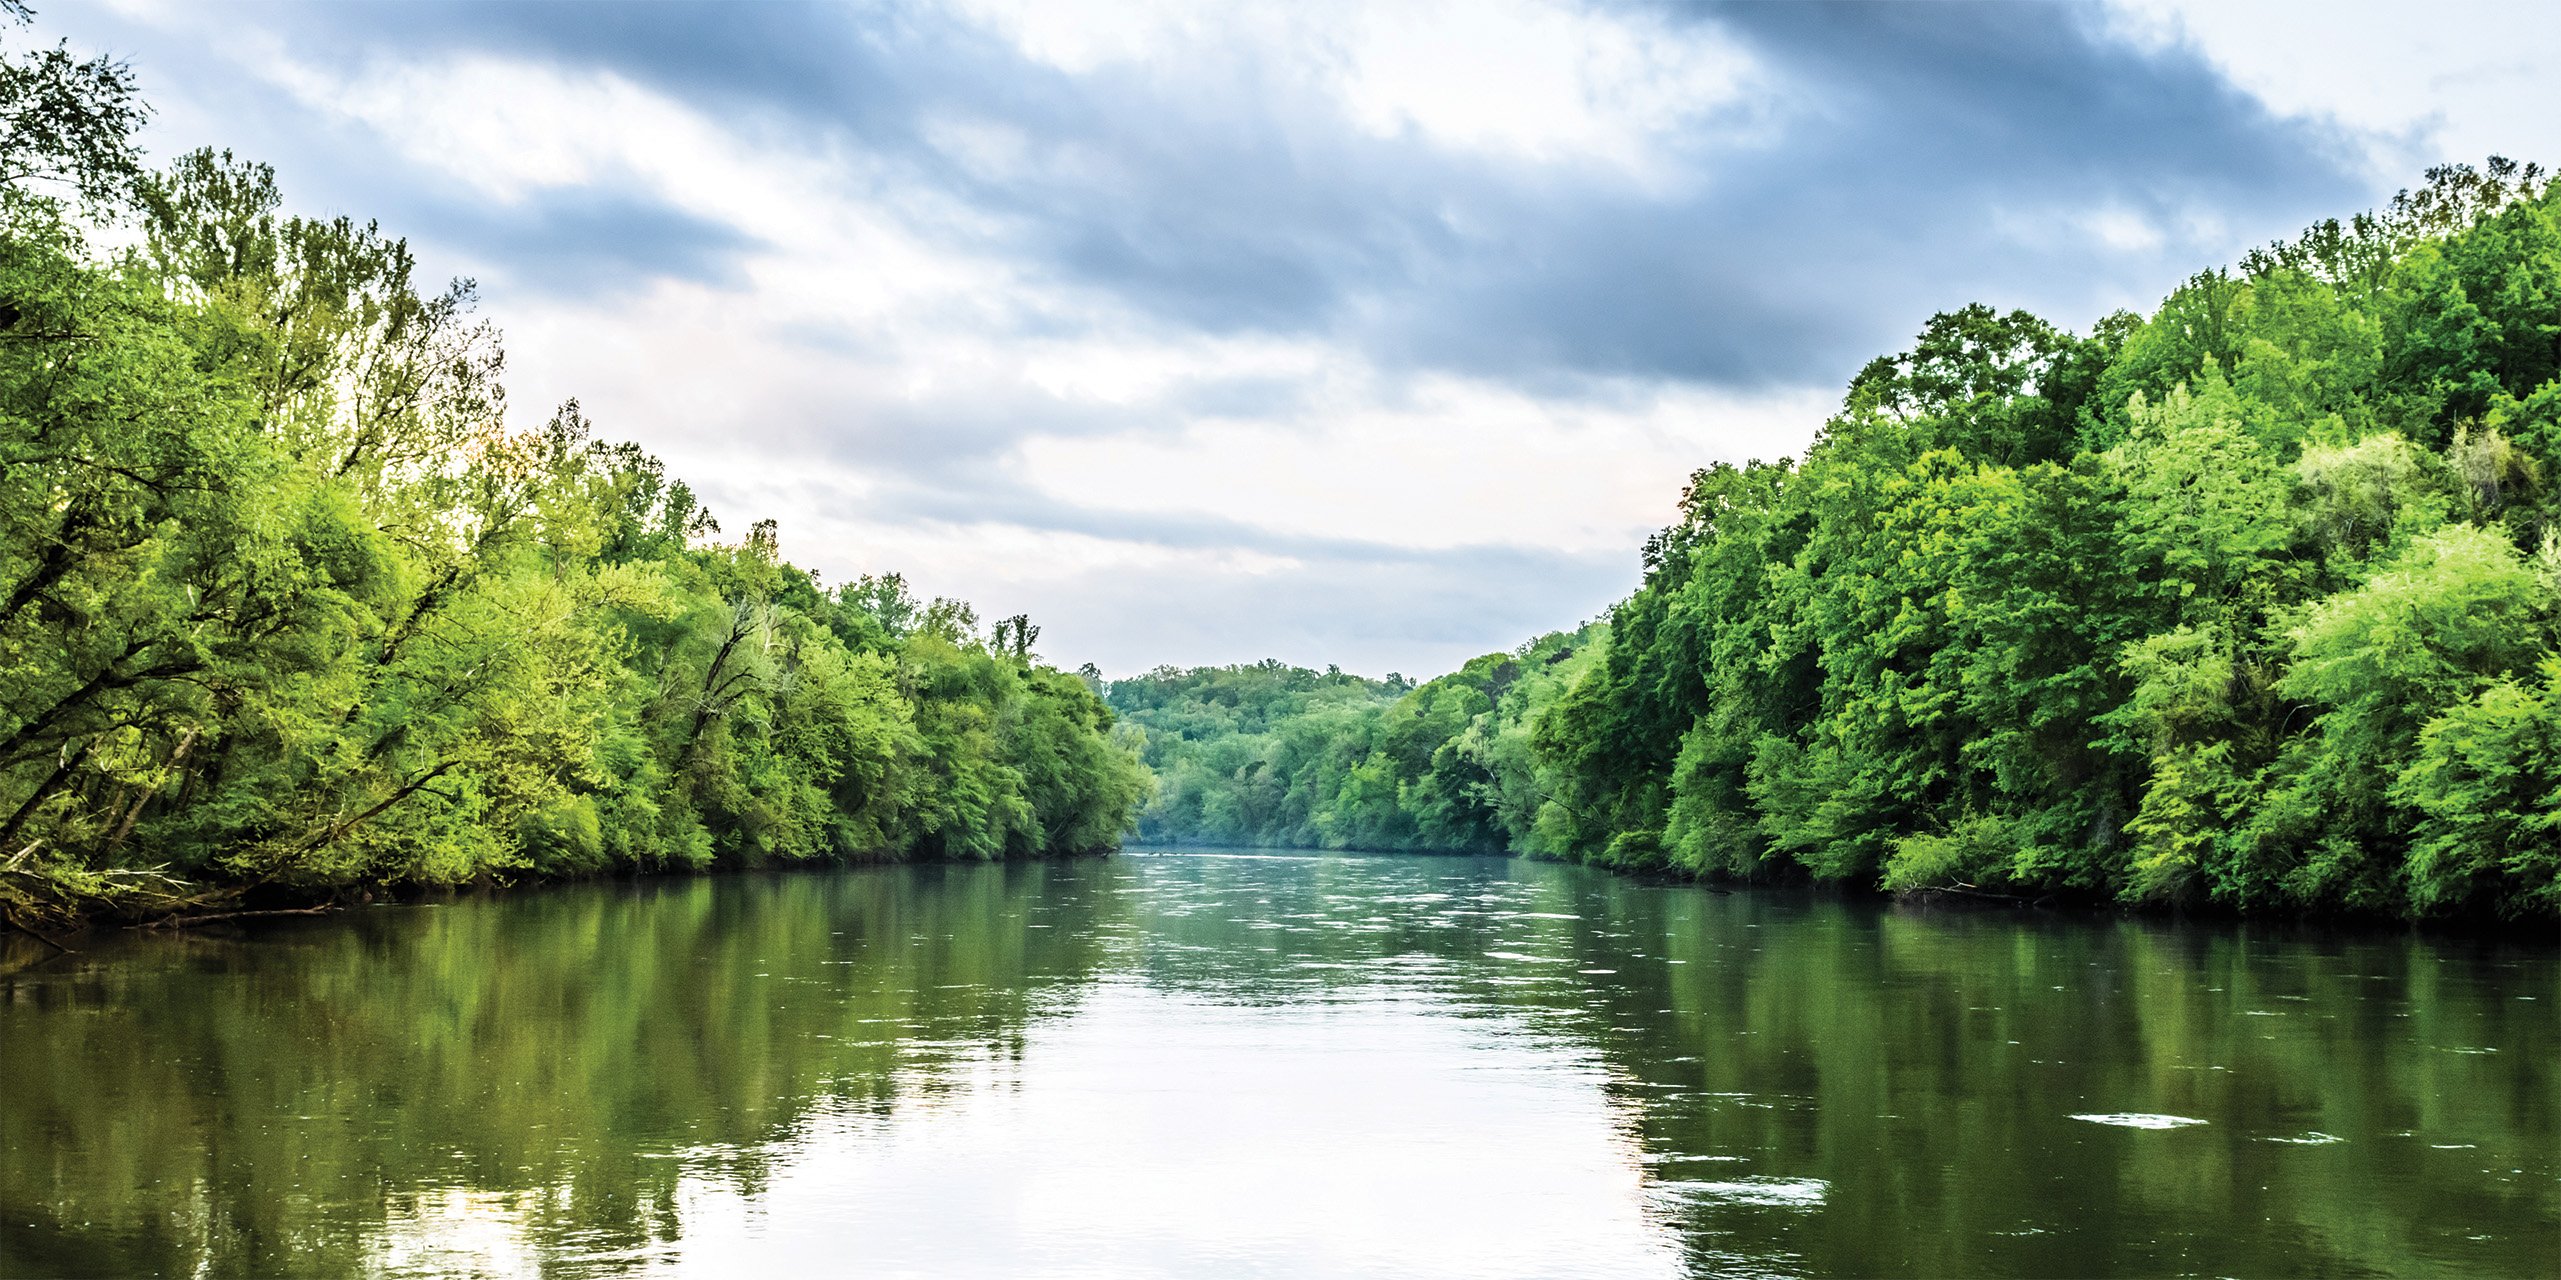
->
1901 882 2057 907
143 903 337 930
4 859 249 932
6 915 74 953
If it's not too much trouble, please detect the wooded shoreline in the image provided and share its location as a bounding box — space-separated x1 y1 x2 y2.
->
0 33 1150 936
1105 164 2561 926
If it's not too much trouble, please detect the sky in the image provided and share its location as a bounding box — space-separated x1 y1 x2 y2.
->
31 0 2561 678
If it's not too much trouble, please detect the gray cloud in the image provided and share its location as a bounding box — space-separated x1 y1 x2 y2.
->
1381 1 2370 385
420 188 763 294
97 0 2373 388
41 0 2407 675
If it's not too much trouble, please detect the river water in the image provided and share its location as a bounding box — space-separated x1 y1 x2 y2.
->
3 850 2553 1277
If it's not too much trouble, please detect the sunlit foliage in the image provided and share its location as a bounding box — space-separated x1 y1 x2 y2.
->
0 33 1145 926
1535 160 2561 920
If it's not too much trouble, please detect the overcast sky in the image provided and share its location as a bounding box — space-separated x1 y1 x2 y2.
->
38 0 2561 677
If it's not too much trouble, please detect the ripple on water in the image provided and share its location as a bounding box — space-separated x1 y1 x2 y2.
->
2072 1113 2209 1130
1660 1176 1831 1209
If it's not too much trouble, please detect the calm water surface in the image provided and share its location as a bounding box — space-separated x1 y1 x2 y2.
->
3 851 2554 1278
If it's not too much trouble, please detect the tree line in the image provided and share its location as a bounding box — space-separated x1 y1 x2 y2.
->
1121 161 2561 923
0 28 1147 929
1103 630 1599 852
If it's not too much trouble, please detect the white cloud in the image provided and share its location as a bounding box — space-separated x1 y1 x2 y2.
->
1990 201 2181 260
2106 0 2561 178
952 0 1761 179
946 0 1232 75
261 55 676 203
1334 0 1757 175
1021 375 1826 555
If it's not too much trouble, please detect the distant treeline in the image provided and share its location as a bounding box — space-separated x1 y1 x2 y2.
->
0 34 1146 927
1105 631 1599 852
1129 161 2561 922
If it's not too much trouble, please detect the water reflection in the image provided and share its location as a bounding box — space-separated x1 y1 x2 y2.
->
3 852 2554 1277
2 863 1116 1277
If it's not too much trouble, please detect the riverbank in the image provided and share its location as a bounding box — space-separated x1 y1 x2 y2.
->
0 842 1128 954
1574 852 2561 941
1141 842 2560 940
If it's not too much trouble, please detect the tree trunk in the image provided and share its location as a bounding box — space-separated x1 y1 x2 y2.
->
102 726 197 860
0 737 96 853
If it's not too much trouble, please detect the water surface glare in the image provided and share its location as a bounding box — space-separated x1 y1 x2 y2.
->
3 851 2555 1277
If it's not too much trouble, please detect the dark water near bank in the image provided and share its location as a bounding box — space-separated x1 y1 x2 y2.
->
3 852 2554 1278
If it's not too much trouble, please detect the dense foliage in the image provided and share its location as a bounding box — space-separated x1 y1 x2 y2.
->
1118 161 2561 922
1534 160 2561 921
1105 627 1601 851
0 34 1146 927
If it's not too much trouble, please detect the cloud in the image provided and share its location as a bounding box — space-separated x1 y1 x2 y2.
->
415 189 764 295
1374 0 2369 385
88 0 2373 381
2104 0 2561 180
38 0 2447 675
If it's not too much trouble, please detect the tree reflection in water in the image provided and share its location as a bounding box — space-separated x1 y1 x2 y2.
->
5 853 2554 1278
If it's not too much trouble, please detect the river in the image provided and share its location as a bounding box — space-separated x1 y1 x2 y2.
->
3 850 2553 1277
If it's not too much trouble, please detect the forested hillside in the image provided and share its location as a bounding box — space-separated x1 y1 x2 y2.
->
1105 627 1601 851
1124 160 2561 923
0 38 1146 928
1535 160 2561 921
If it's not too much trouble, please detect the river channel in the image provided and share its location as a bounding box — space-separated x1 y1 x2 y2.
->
3 850 2553 1277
